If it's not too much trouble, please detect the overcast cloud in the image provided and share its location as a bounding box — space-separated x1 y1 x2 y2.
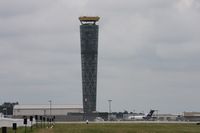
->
0 0 200 114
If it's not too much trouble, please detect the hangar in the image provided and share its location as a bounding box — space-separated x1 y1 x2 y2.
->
183 112 200 121
13 104 83 117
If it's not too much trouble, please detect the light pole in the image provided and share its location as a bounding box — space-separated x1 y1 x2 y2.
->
48 100 52 124
108 100 112 121
156 110 159 121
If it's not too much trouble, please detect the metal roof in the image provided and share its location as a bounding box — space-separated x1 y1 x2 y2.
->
79 16 100 22
14 104 83 109
184 112 200 116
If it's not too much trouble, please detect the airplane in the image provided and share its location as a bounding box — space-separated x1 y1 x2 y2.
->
128 110 156 120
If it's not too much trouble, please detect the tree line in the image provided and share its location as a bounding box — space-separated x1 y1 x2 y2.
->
0 102 19 115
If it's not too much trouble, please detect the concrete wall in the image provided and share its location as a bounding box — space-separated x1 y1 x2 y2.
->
80 24 99 114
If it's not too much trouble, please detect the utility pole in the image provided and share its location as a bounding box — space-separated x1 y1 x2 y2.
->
48 100 52 125
108 100 112 121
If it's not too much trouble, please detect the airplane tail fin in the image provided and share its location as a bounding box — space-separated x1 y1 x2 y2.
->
146 110 155 118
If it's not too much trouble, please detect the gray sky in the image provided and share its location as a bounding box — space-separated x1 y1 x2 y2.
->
0 0 200 114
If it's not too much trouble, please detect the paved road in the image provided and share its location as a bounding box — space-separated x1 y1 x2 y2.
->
56 121 197 124
1 118 197 128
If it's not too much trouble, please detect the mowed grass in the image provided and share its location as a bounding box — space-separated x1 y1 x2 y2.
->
47 123 200 133
1 123 200 133
0 126 41 133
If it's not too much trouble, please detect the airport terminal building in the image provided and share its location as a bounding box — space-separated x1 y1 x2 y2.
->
13 104 83 117
183 112 200 121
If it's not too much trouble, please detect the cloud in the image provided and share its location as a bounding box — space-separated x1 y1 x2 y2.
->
0 0 200 113
175 0 199 11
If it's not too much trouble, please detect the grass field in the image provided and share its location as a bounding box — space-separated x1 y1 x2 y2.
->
1 123 200 133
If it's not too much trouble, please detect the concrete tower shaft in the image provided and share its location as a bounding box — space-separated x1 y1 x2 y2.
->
79 16 99 115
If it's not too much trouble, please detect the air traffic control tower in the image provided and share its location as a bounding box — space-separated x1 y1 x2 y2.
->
79 16 100 118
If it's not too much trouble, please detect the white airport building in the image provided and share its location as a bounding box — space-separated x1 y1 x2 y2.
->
13 104 83 117
183 112 200 121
